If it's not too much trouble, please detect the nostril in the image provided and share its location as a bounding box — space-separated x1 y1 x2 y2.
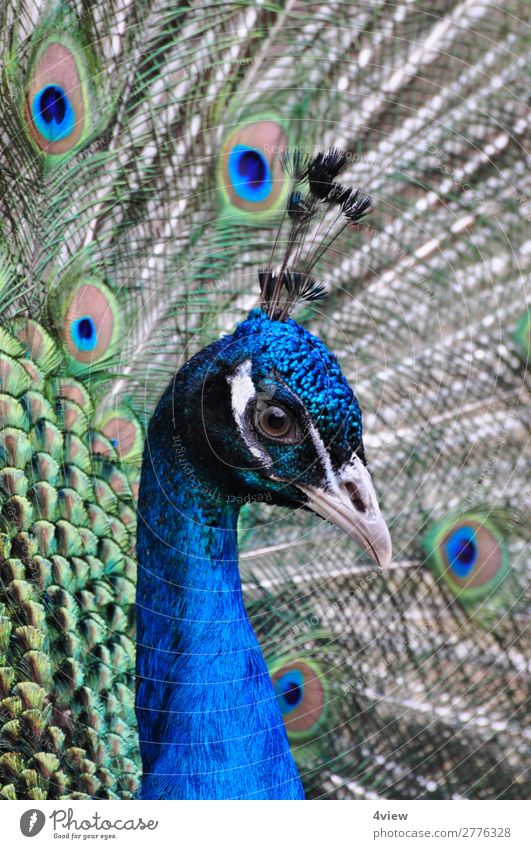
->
344 480 365 512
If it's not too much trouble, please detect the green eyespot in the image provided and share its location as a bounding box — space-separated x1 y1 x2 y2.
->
92 406 144 464
218 115 291 220
270 657 327 742
48 269 122 375
422 510 511 608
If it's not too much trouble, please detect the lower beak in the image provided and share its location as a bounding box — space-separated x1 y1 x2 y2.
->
297 454 392 568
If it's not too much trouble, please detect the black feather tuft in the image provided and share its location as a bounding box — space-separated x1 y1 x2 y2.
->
287 190 313 221
342 189 372 224
260 146 372 321
260 270 326 320
326 183 353 205
281 149 309 182
308 148 349 199
258 269 277 304
294 274 327 303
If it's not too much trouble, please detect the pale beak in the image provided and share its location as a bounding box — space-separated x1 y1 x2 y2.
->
297 453 392 568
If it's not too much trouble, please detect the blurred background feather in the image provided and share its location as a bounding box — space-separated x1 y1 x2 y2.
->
0 0 529 799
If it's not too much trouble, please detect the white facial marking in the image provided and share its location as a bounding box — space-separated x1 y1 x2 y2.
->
230 360 256 419
307 420 340 493
228 361 271 464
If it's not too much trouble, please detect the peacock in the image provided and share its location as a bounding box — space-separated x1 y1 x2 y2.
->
0 0 529 801
135 155 392 799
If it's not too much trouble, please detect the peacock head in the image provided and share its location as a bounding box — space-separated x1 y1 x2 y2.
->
175 306 391 568
153 148 392 566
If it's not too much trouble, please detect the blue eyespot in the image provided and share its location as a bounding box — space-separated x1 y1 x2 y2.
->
70 315 97 351
228 145 272 202
110 437 118 449
32 85 75 142
444 525 478 578
274 669 304 714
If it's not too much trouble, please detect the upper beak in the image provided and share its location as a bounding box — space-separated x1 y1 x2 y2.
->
297 453 392 568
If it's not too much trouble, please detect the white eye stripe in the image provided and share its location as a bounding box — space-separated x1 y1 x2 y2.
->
229 360 256 419
307 420 338 493
228 361 271 464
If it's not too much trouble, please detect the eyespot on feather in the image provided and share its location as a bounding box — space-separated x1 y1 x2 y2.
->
101 417 141 462
219 118 290 216
93 407 143 464
271 658 327 741
423 511 510 600
49 274 122 373
50 377 93 418
25 40 87 155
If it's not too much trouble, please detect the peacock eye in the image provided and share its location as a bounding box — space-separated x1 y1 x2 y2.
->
71 315 97 351
423 510 510 611
254 403 299 443
47 272 122 375
218 118 290 216
25 39 90 156
440 522 504 589
33 84 74 142
271 659 327 741
229 145 271 203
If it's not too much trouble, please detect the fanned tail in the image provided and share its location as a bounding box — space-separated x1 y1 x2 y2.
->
0 0 529 799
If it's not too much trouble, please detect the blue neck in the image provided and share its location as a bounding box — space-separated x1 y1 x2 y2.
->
135 429 304 800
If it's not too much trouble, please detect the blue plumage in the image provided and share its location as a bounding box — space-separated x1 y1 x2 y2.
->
32 84 75 141
136 321 308 798
136 306 390 798
70 315 98 351
135 151 391 799
228 145 272 202
443 526 478 579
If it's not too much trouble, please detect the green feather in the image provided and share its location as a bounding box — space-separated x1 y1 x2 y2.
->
422 509 517 625
6 2 110 164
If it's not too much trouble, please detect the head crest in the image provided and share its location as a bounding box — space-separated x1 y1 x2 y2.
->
259 147 372 321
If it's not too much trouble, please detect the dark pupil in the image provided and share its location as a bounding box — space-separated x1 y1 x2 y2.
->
39 86 66 124
267 411 286 431
283 681 302 706
237 150 266 188
78 318 94 340
456 538 476 566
